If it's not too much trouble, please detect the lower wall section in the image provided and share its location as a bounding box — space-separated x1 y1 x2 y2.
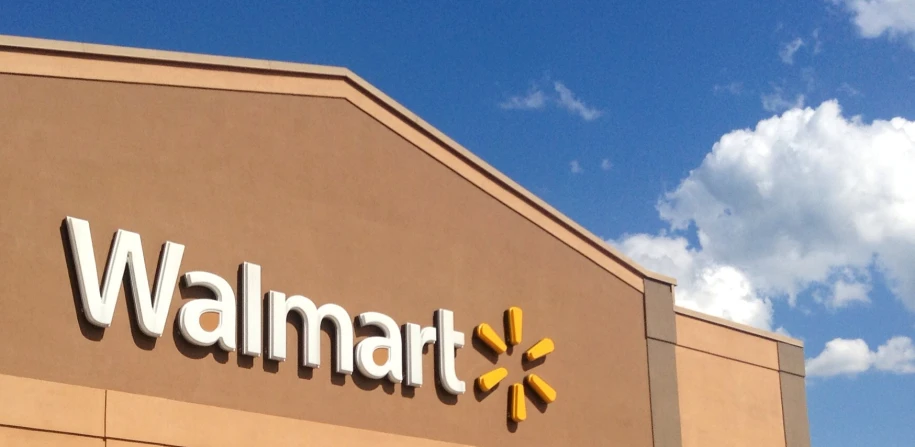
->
0 428 171 447
106 390 469 447
0 426 103 447
676 346 787 447
0 373 473 447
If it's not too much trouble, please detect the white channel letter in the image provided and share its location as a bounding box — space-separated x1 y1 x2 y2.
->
435 309 466 395
240 262 262 357
355 312 404 383
267 292 354 375
65 216 185 337
178 271 237 351
404 323 437 387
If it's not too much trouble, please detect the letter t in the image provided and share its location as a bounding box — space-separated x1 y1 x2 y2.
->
435 309 465 395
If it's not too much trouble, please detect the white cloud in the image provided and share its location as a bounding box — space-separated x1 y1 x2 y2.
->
501 80 602 121
615 234 774 329
761 87 805 112
829 278 871 309
615 100 915 328
656 101 915 311
836 0 915 44
806 338 874 377
600 158 613 171
806 336 915 377
874 336 915 373
779 38 805 64
570 160 583 174
499 87 546 110
713 82 744 96
553 82 603 121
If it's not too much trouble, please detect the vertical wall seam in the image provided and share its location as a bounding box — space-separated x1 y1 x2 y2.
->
778 371 789 447
104 389 108 441
645 337 658 447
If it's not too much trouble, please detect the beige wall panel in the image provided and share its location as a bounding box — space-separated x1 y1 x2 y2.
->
646 340 682 447
107 390 471 447
778 342 806 377
644 279 676 343
0 374 105 436
780 373 811 447
107 441 170 447
0 74 654 446
676 347 786 447
676 315 779 369
0 426 102 447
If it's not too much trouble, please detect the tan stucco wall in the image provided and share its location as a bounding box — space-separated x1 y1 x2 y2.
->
676 313 780 369
0 71 653 446
0 373 471 446
676 346 786 447
0 426 103 447
674 312 807 447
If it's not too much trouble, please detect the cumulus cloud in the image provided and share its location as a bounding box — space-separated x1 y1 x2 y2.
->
658 101 915 309
835 0 915 45
501 80 602 121
615 234 773 328
499 87 546 110
806 336 915 377
779 38 805 64
874 336 915 373
553 82 603 121
616 100 915 329
806 338 874 376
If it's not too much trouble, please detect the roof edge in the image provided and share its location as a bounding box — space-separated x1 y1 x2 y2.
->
0 33 677 287
675 306 803 348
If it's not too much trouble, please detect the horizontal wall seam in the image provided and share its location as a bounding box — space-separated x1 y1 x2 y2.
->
665 340 785 373
106 436 183 447
0 422 102 441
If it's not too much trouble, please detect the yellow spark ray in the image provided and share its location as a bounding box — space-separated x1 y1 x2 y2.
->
475 323 507 354
477 367 508 392
510 383 526 422
524 338 554 361
507 306 522 345
525 374 557 403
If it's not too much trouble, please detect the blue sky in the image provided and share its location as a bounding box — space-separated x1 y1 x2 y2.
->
3 1 915 445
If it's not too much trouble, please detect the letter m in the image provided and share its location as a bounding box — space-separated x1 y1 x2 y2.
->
65 216 185 337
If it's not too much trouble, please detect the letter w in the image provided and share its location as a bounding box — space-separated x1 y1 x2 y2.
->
65 216 185 337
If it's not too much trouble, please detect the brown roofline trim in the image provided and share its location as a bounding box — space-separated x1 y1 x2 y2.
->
0 34 676 291
675 306 803 347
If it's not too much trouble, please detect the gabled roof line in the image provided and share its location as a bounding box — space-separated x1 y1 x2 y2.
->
0 34 676 291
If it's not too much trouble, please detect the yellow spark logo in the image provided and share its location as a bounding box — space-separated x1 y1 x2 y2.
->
474 306 556 423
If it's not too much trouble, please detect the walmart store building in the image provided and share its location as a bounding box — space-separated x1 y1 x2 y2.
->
0 36 810 447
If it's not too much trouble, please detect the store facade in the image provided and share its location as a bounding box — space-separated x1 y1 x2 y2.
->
0 35 809 447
